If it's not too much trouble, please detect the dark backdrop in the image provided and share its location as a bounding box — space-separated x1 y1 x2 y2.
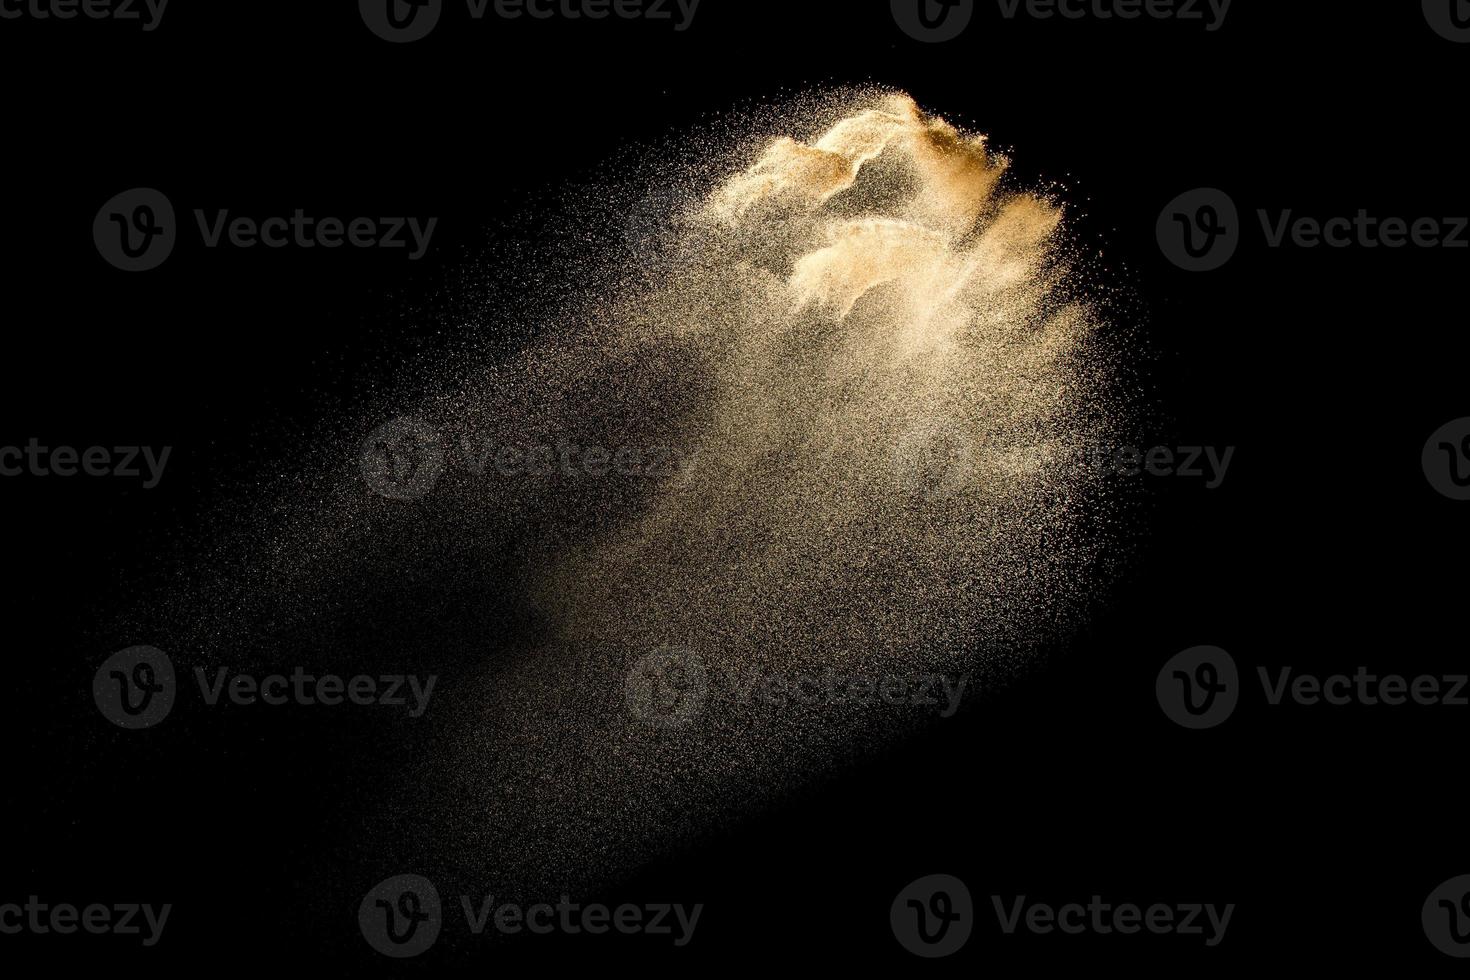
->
2 0 1464 972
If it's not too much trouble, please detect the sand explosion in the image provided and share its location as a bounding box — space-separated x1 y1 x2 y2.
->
537 92 1114 661
127 90 1133 923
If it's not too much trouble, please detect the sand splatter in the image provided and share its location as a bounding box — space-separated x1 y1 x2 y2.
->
111 89 1136 928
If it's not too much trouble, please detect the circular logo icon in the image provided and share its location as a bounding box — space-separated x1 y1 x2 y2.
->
1157 188 1239 272
93 646 176 730
891 874 973 957
1424 875 1470 957
361 418 446 501
1424 0 1470 42
891 0 975 43
1423 418 1470 500
892 421 978 501
625 648 708 728
94 188 176 272
360 0 442 43
1157 646 1238 729
359 874 442 958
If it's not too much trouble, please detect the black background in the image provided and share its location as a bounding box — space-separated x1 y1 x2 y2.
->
2 0 1466 971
